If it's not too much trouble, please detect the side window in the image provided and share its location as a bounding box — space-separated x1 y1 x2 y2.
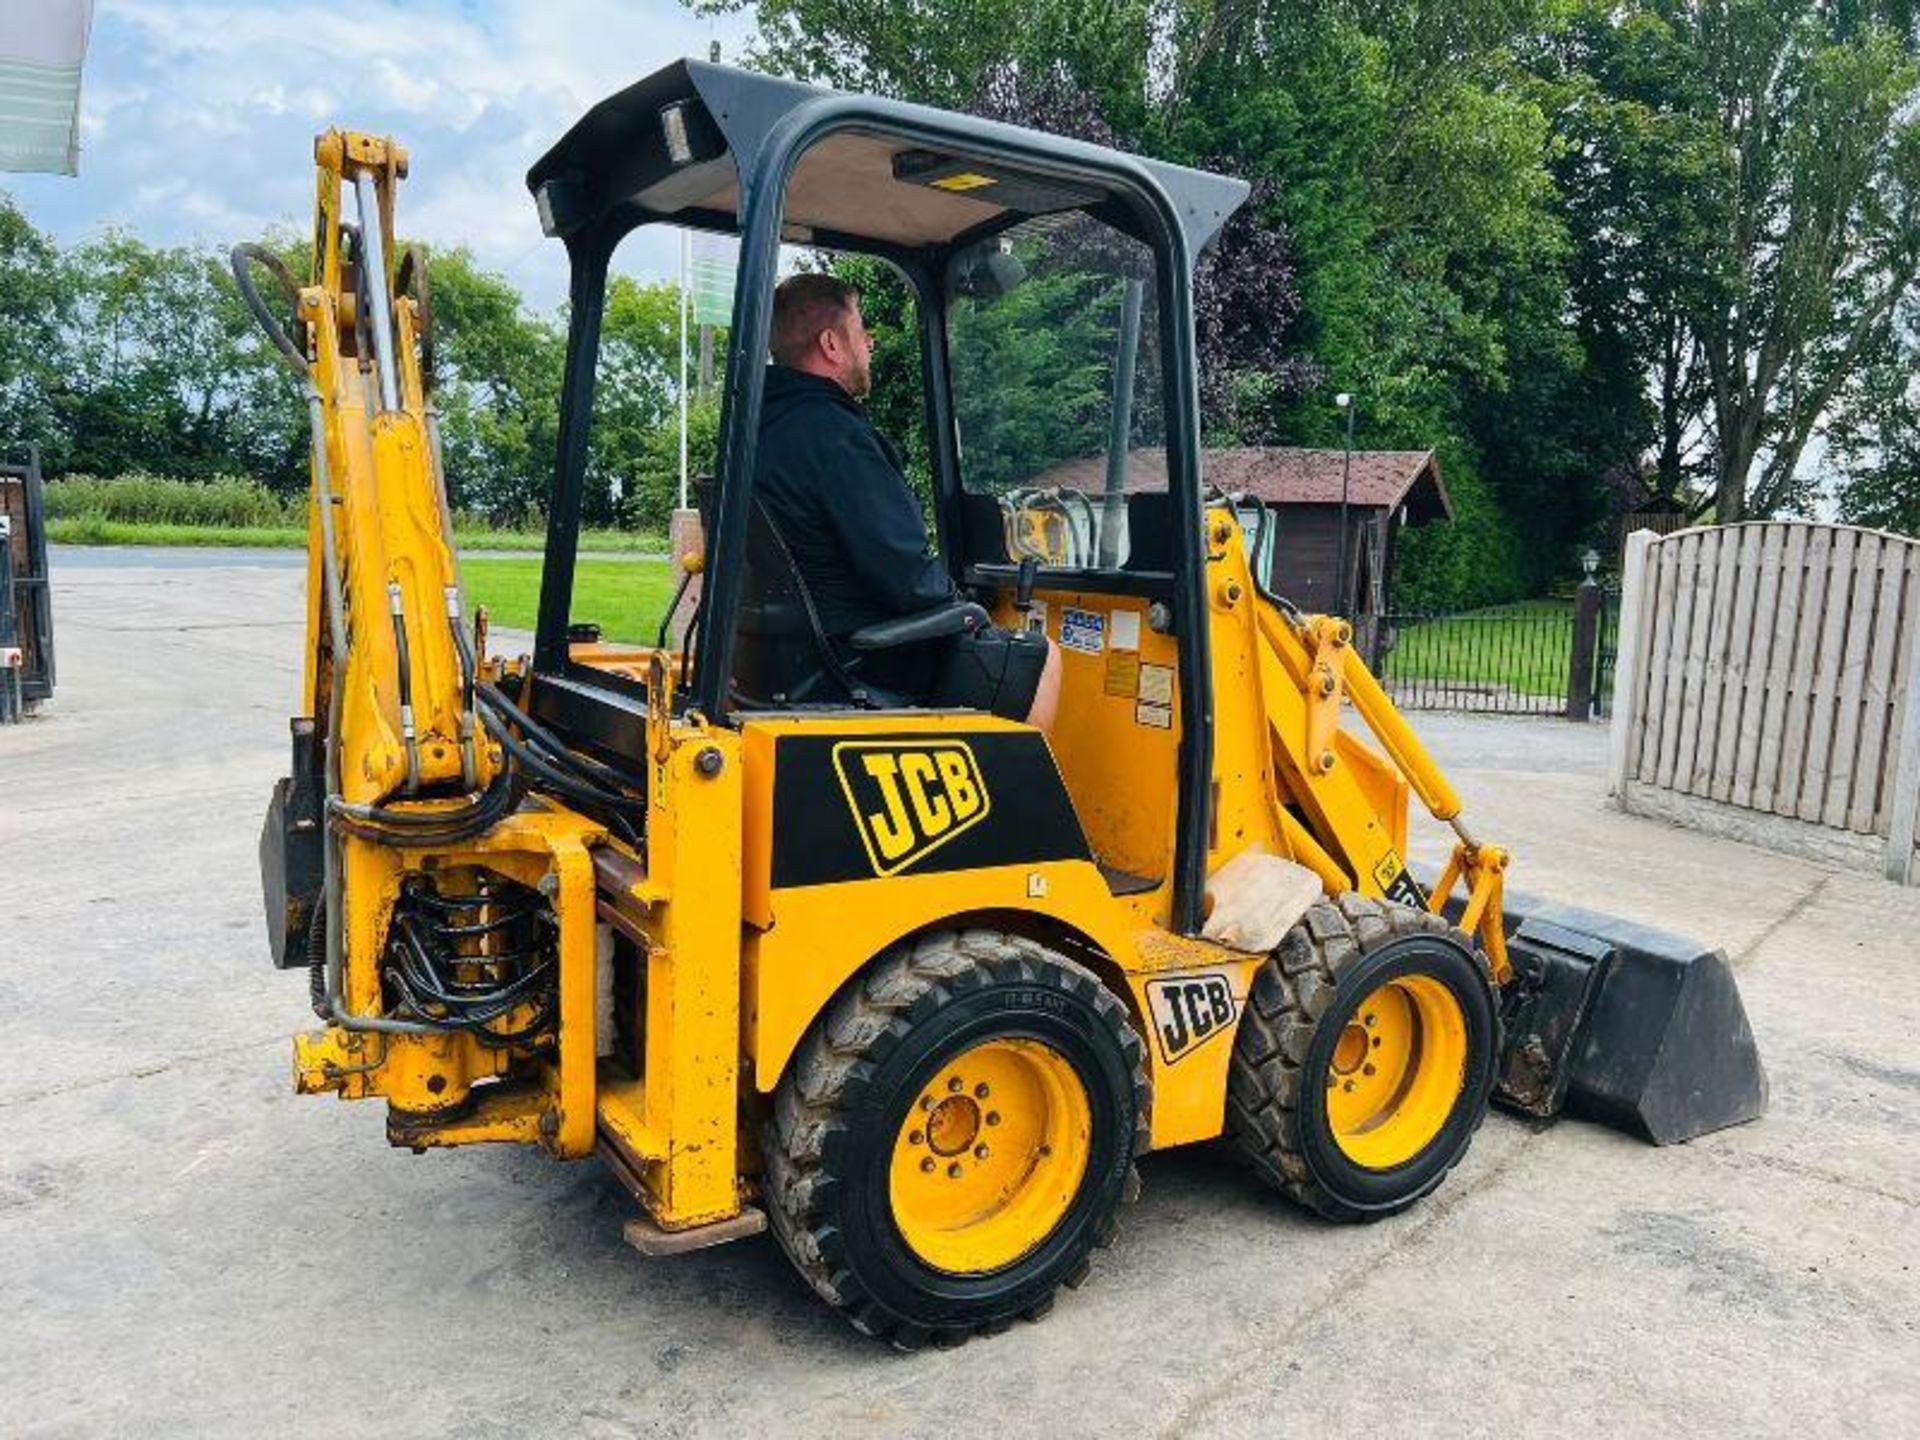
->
565 227 734 648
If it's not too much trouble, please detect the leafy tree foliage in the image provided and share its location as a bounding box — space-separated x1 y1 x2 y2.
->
0 193 68 454
13 0 1920 590
711 0 1920 586
1545 1 1920 522
1672 2 1920 520
0 205 708 532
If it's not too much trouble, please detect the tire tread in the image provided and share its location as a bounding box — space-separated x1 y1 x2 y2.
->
1227 895 1490 1222
764 928 1148 1349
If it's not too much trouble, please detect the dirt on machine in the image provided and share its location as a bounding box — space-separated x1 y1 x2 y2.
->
238 61 1767 1348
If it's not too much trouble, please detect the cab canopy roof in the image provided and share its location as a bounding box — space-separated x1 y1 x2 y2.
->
526 59 1249 258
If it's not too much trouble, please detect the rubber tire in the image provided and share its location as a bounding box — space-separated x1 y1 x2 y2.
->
763 928 1149 1349
1227 892 1498 1222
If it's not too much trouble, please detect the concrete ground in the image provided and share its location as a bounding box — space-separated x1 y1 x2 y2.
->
3 554 1916 1439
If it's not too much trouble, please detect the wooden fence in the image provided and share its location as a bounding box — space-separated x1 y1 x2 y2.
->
1607 523 1920 885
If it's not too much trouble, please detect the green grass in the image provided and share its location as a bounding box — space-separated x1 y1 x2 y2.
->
49 517 315 547
44 474 663 552
1383 600 1588 697
46 473 297 527
48 514 662 553
462 557 679 643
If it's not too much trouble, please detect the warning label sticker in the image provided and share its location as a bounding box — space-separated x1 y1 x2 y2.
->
1104 649 1141 697
1059 607 1106 654
1135 699 1173 729
1138 663 1174 706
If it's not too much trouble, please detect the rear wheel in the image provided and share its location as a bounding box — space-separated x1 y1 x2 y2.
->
1227 893 1498 1221
764 929 1148 1349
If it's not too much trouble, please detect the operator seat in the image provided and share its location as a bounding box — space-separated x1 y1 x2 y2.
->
697 482 991 712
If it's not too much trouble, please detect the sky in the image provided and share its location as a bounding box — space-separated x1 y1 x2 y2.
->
3 0 759 309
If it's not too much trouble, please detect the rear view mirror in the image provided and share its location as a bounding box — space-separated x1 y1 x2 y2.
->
950 239 1026 298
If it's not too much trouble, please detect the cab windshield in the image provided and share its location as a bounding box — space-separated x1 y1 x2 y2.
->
945 213 1165 572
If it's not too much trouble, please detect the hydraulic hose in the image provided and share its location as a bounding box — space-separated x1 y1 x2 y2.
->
477 681 635 794
234 227 637 1032
228 244 306 375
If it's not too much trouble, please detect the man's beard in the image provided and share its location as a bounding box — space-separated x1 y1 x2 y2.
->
844 352 871 399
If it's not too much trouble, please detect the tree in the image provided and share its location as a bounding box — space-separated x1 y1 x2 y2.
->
1541 5 1724 507
0 193 67 454
424 247 564 522
1672 2 1920 520
971 60 1315 442
590 276 687 526
51 231 304 483
1821 302 1920 532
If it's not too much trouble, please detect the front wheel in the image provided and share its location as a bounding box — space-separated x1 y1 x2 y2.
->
763 929 1148 1348
1227 893 1498 1222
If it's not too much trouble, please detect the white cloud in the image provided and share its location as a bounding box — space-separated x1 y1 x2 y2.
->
5 0 756 308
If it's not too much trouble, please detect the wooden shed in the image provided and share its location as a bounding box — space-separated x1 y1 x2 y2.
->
1207 447 1452 617
1023 445 1451 624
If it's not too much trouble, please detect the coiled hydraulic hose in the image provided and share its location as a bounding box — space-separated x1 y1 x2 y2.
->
229 240 648 1037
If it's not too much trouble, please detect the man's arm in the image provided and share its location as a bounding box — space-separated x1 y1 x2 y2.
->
817 425 957 614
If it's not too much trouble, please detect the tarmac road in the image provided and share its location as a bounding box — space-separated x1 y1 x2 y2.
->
2 556 1916 1438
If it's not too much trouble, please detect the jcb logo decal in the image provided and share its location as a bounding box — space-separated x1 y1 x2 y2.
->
832 741 991 876
1144 971 1239 1066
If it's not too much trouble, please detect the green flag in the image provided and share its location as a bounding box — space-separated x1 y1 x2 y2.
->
690 233 735 327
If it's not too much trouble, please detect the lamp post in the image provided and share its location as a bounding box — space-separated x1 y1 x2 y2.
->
1334 392 1355 616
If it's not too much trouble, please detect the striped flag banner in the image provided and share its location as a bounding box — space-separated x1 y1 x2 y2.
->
690 232 736 327
0 1 95 176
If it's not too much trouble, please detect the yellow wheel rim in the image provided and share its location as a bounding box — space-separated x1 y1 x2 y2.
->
889 1038 1092 1274
1325 974 1468 1170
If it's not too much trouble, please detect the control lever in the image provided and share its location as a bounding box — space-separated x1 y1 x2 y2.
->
1015 555 1040 612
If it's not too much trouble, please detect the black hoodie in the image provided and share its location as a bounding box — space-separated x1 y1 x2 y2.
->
754 365 956 639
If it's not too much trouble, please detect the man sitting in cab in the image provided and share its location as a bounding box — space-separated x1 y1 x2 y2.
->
754 273 1061 727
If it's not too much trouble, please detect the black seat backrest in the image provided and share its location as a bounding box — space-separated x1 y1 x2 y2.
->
693 479 869 708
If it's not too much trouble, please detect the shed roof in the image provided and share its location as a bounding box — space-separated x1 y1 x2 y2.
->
1025 446 1452 523
1209 447 1450 522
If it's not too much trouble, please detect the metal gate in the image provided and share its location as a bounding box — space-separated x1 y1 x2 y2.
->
1374 603 1578 715
1373 585 1618 719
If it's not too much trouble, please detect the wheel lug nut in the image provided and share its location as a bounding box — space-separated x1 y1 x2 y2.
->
1343 1081 1355 1093
1371 1037 1381 1048
948 1077 964 1093
1362 1064 1376 1077
919 1095 934 1111
974 1144 990 1160
1363 1014 1376 1028
921 1158 936 1173
947 1163 963 1179
985 1112 1001 1126
909 1129 924 1145
974 1083 990 1099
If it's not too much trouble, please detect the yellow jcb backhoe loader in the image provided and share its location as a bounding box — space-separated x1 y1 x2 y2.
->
238 62 1766 1348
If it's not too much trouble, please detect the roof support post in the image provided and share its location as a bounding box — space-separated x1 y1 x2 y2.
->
534 226 614 672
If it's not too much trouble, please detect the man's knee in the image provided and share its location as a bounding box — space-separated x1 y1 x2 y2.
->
932 626 1051 721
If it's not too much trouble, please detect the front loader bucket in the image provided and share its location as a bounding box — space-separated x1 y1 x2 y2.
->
1489 895 1767 1144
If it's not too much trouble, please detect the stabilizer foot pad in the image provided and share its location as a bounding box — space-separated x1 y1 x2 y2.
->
623 1206 768 1256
